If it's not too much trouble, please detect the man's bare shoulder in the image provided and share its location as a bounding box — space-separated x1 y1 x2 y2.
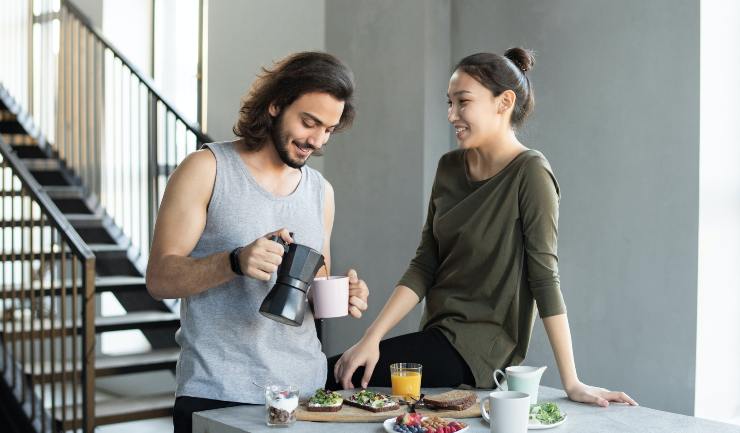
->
176 147 216 176
161 148 217 207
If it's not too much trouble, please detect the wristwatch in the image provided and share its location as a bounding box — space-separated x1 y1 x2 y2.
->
230 246 244 276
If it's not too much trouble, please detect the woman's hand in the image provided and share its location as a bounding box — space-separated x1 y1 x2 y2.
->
347 269 369 318
333 336 380 389
565 381 638 407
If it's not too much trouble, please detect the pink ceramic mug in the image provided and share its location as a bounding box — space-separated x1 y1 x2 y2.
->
311 276 349 319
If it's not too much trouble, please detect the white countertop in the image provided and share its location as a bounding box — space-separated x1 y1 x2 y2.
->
192 386 740 433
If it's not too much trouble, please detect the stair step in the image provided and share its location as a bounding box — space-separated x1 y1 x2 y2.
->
96 311 179 332
44 185 85 199
44 186 94 215
95 275 147 292
0 245 127 267
89 243 128 255
25 347 179 383
11 143 46 158
0 119 25 134
19 158 71 186
0 111 17 121
19 158 61 171
56 393 174 430
0 213 99 229
2 134 37 146
0 275 147 298
0 211 115 243
0 311 180 339
65 213 105 227
51 197 94 214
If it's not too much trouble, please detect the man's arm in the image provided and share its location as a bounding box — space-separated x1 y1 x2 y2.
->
145 149 288 300
146 149 231 300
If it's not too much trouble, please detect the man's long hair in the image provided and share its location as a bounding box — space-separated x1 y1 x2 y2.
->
233 51 356 150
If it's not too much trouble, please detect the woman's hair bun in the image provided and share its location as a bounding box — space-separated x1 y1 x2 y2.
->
504 47 535 73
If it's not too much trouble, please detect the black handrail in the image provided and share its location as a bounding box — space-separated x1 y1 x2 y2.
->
0 88 93 261
63 0 212 145
1 85 97 432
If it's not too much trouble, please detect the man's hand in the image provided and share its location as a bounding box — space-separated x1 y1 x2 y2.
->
347 269 369 318
239 229 294 280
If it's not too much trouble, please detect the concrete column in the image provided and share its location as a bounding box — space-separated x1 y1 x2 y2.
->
321 0 452 357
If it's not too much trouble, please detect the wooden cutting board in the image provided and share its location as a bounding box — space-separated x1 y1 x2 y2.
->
296 391 481 423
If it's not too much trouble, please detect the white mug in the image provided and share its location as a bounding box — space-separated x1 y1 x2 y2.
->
480 391 530 433
310 276 349 319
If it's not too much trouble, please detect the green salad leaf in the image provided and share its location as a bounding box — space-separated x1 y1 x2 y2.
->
529 402 564 424
308 389 343 406
352 389 392 407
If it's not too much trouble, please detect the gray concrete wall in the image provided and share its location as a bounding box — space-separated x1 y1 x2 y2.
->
321 0 452 357
451 0 699 416
206 0 326 172
202 0 704 417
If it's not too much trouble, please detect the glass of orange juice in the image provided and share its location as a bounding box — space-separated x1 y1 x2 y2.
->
390 363 422 399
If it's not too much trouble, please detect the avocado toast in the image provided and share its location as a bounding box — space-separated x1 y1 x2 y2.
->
344 389 400 413
306 389 344 412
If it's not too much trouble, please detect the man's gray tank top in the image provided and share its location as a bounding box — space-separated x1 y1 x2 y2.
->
175 141 327 403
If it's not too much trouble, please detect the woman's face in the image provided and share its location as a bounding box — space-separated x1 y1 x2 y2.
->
447 70 512 149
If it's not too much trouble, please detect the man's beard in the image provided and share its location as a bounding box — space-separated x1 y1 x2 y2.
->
271 115 312 169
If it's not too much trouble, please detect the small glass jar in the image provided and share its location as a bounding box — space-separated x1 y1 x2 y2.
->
265 385 299 427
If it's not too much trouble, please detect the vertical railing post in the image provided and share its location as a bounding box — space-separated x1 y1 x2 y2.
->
81 256 95 433
147 92 158 246
27 0 34 116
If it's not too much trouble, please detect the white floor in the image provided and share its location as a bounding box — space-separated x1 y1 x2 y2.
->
96 416 173 433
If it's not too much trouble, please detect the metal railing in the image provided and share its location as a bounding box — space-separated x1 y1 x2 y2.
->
1 133 96 432
1 0 212 431
1 0 211 266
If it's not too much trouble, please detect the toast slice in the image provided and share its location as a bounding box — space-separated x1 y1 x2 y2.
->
306 389 344 412
423 390 476 411
344 390 400 413
306 403 343 412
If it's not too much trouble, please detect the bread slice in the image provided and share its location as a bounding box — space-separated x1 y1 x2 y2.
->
306 389 344 412
306 402 343 412
423 390 476 411
344 390 400 413
343 398 400 413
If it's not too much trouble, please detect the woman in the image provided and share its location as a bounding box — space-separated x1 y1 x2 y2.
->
327 48 636 407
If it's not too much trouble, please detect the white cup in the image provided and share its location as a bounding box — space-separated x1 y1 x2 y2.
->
480 391 530 433
310 276 349 319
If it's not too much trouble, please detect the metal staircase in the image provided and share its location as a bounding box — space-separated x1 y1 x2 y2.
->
0 0 210 431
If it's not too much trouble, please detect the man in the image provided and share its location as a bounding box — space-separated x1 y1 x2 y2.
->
145 52 370 433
